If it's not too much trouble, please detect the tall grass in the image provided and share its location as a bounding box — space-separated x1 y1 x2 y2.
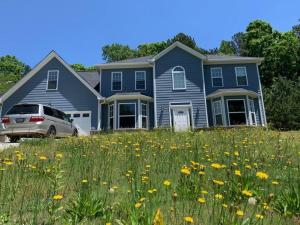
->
0 128 299 224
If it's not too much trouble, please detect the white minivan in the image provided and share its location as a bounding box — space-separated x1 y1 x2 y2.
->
1 104 78 142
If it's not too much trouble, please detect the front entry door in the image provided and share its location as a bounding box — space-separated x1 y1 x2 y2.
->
173 107 190 132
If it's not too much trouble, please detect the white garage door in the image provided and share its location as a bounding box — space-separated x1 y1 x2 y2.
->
65 111 91 136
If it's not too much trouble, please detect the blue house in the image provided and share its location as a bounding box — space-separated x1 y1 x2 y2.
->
0 42 267 134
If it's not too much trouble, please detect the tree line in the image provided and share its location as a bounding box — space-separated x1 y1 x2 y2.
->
0 19 299 129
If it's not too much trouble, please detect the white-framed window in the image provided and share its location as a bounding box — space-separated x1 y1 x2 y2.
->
235 67 248 86
211 67 223 87
227 99 247 126
141 103 148 129
249 99 257 126
135 71 146 90
108 104 114 129
47 70 59 90
118 103 136 129
212 100 223 126
111 72 122 91
172 66 186 90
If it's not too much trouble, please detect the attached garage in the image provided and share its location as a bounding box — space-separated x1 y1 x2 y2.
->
0 51 103 135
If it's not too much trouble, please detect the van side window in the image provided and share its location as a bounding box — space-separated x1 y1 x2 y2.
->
43 106 54 117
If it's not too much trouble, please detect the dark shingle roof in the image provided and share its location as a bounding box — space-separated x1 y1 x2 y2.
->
104 56 153 64
77 71 99 88
206 55 260 61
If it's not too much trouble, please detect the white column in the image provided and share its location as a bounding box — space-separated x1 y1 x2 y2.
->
138 99 142 129
221 96 227 126
97 100 102 131
113 99 117 130
246 96 251 125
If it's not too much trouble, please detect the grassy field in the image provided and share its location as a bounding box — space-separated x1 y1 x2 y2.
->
0 128 299 225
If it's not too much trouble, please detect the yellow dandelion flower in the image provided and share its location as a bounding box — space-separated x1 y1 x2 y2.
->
105 223 112 225
222 203 228 208
4 161 13 166
256 172 269 180
245 165 252 169
135 202 142 209
215 194 224 199
272 181 279 185
184 216 194 223
53 194 63 200
198 171 205 176
163 180 171 186
197 197 205 204
139 197 146 202
242 189 253 197
181 166 191 175
211 163 222 169
55 153 63 159
213 179 224 185
255 214 264 220
39 156 47 160
235 170 241 176
82 179 88 183
236 210 244 217
201 190 208 195
234 151 239 156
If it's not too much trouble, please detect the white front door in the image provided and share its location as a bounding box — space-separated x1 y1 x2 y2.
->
65 111 91 136
173 107 190 132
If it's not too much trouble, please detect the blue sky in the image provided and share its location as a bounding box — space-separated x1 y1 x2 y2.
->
0 0 299 67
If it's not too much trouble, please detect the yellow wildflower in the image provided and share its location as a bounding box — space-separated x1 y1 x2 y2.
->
198 171 205 176
153 208 164 225
4 161 13 166
235 170 241 176
53 194 63 200
197 197 205 204
236 210 244 217
135 202 142 209
213 179 224 185
82 179 88 183
181 166 191 175
39 156 47 160
211 163 226 169
201 190 208 195
163 180 171 186
242 189 253 197
256 172 269 180
272 181 279 185
215 194 224 199
255 214 264 220
222 203 228 208
184 216 194 223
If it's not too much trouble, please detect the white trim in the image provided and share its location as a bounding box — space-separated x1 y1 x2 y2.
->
172 66 186 90
105 94 153 102
256 64 267 126
138 99 141 128
151 41 206 62
235 67 248 86
201 60 209 127
118 102 136 129
111 72 122 91
97 100 101 130
204 58 264 65
108 103 114 130
248 98 257 126
210 67 223 87
206 88 258 99
46 70 59 90
141 102 149 129
135 71 146 91
153 64 157 128
212 100 223 126
99 68 102 95
0 51 102 104
226 99 247 126
97 62 152 69
169 101 194 130
221 96 227 126
113 100 117 130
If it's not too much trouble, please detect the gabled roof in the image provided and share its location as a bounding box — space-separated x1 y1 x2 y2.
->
96 41 263 69
77 71 100 88
104 92 153 102
0 51 103 104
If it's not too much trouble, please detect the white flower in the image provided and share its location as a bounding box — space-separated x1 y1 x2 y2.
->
248 197 257 205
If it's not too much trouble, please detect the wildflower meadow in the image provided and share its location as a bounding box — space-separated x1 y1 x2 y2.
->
0 128 299 225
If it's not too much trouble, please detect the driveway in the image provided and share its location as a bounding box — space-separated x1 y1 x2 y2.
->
0 143 19 151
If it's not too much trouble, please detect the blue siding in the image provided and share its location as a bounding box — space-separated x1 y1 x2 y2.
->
204 64 260 95
101 68 153 97
2 58 99 130
155 47 208 128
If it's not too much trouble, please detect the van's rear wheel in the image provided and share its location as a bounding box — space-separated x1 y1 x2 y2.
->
72 129 78 137
9 136 20 143
47 126 56 138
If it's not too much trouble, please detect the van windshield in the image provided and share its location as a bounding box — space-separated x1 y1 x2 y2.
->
6 104 39 115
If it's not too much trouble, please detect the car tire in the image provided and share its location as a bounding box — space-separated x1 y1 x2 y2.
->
72 129 78 137
9 136 20 143
47 126 56 138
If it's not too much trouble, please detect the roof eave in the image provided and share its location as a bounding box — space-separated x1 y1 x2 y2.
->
204 58 264 65
96 62 153 69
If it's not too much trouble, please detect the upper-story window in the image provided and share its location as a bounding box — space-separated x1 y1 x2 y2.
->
235 67 248 86
172 66 186 90
211 67 223 87
135 71 146 90
47 70 59 90
111 72 122 91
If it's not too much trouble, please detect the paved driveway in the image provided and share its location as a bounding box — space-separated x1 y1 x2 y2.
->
0 143 19 150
